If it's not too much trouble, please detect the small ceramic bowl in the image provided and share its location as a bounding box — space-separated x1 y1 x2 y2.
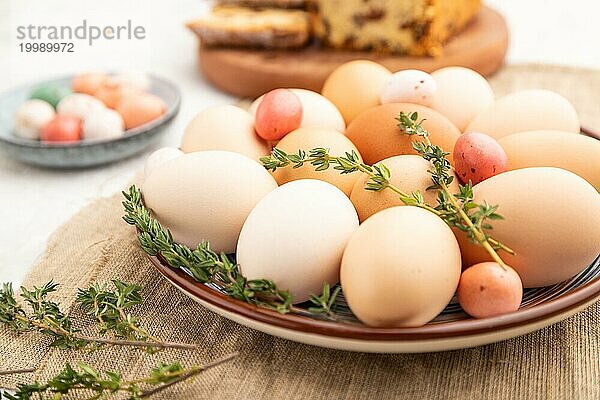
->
0 75 180 168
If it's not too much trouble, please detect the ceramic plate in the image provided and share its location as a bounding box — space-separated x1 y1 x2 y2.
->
143 128 600 353
0 75 180 168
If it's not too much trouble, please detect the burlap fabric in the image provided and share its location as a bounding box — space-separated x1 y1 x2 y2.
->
1 65 598 399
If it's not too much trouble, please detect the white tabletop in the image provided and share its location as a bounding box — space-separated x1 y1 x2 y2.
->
1 0 598 285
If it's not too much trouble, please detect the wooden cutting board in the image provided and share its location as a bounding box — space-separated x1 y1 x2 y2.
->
197 7 508 98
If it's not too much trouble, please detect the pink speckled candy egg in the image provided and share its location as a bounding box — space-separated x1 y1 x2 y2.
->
380 70 437 106
255 89 303 141
453 132 508 185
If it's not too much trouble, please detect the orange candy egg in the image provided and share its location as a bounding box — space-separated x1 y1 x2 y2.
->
72 72 109 96
117 93 166 130
94 79 141 109
457 262 523 318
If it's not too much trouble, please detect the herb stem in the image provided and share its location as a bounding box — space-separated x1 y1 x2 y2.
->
138 352 238 398
0 368 36 376
14 314 197 350
403 115 511 271
351 160 442 216
441 180 509 269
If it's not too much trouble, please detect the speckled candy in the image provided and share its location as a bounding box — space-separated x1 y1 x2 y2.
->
380 70 437 106
117 93 166 129
40 114 82 143
83 108 125 140
30 84 71 108
72 72 109 96
13 99 56 140
57 93 105 120
453 132 508 184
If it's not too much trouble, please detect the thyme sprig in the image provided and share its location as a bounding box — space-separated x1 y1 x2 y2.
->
0 368 36 377
75 280 194 353
260 148 438 212
396 111 514 266
1 352 237 400
0 282 196 351
259 124 513 259
122 187 345 321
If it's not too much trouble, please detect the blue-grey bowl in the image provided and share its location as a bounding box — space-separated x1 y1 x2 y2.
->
0 74 181 168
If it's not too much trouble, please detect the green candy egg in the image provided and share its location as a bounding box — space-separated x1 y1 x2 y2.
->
30 84 72 109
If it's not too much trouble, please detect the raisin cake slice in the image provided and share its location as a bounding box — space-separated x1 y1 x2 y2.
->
216 0 308 8
313 0 481 56
187 6 310 49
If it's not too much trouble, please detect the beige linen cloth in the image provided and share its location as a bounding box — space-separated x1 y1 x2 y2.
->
0 65 599 399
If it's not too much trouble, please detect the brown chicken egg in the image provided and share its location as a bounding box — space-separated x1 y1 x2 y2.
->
271 127 362 196
345 103 461 165
321 60 391 124
458 167 600 287
498 130 600 191
341 206 462 327
350 155 459 222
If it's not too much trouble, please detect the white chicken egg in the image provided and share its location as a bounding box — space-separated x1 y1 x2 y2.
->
466 90 580 139
380 69 437 106
142 151 277 253
249 88 345 133
144 147 184 178
181 105 269 161
237 179 359 303
430 67 495 131
82 108 124 140
13 99 55 140
57 93 105 120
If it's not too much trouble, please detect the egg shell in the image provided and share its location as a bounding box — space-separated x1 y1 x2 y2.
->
72 72 109 95
117 93 166 130
30 84 71 109
181 105 269 161
430 67 494 131
57 93 105 121
498 130 600 192
249 88 345 133
350 155 459 222
95 80 142 109
82 108 125 140
13 99 55 140
453 132 508 185
142 151 278 253
345 103 461 165
458 167 600 287
144 147 184 178
466 90 580 139
40 114 82 143
380 69 437 106
341 206 462 327
271 128 362 196
321 60 391 124
237 179 359 303
111 72 151 91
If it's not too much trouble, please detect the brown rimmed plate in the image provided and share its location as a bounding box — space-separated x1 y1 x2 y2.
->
145 127 600 353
